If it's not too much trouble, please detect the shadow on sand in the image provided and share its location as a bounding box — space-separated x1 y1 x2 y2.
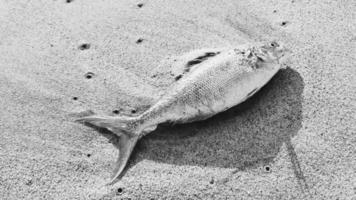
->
89 67 307 192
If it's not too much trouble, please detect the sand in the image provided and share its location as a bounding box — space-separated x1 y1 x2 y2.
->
0 0 355 199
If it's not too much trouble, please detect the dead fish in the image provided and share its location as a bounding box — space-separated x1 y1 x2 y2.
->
75 41 288 184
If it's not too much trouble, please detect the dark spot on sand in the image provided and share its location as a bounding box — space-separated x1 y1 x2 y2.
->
137 3 144 8
273 10 277 13
281 21 288 26
79 43 90 50
209 178 214 184
131 109 137 114
66 0 73 3
50 44 54 47
116 188 123 195
175 74 182 81
85 72 94 79
72 97 78 100
113 110 120 114
151 74 157 78
264 166 271 172
136 38 143 44
86 153 91 157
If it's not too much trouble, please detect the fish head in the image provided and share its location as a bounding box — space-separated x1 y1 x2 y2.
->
254 41 290 66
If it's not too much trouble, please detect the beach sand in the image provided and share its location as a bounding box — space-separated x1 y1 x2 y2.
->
0 0 355 199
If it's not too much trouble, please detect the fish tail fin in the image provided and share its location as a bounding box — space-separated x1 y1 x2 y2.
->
75 113 143 184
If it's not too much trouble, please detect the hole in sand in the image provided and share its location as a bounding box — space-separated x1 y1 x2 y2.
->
137 3 144 8
273 10 277 13
131 109 137 114
264 166 271 172
136 38 144 44
85 72 95 79
86 154 91 157
113 110 120 114
78 43 90 50
116 188 123 194
281 21 288 26
72 97 78 100
209 178 214 184
66 0 73 3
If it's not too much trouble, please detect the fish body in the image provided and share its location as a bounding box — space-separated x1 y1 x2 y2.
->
76 41 288 184
139 47 281 129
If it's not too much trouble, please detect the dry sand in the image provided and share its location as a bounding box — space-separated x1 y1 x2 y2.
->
0 0 355 199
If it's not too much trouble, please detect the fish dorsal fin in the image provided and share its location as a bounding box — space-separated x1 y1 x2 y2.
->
170 48 226 77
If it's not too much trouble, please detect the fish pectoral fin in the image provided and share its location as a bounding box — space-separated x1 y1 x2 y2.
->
107 134 139 185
